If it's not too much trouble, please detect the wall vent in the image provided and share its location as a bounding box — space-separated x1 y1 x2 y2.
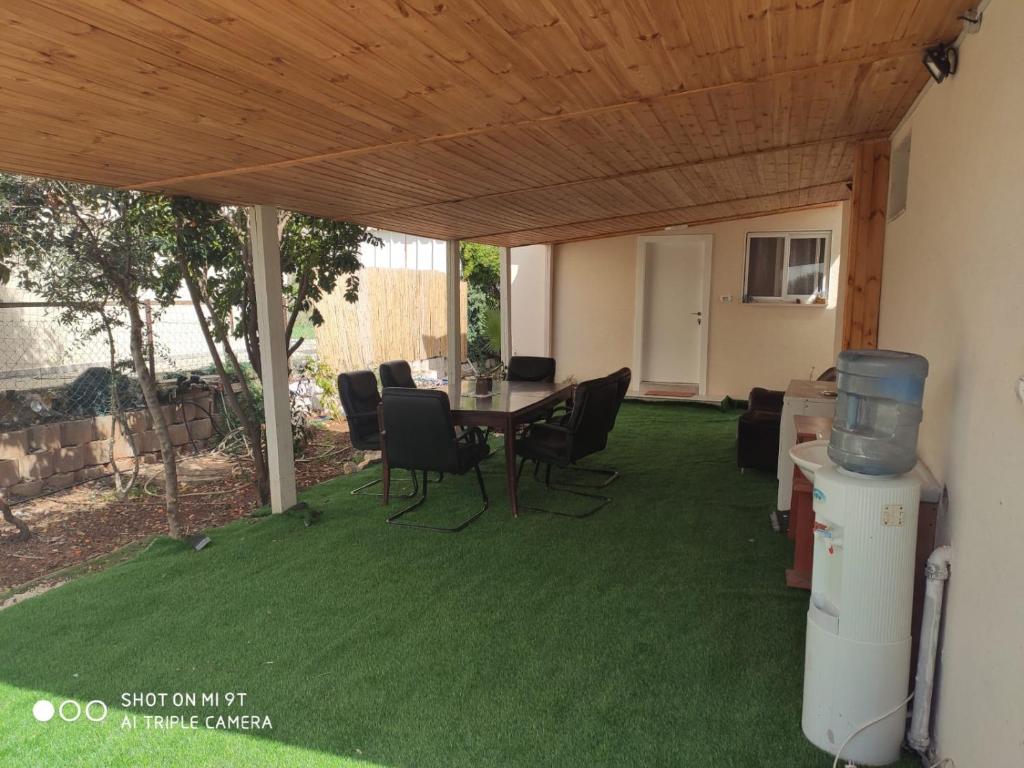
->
888 134 912 221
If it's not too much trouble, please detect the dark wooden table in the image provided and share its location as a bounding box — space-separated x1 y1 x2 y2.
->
450 380 574 518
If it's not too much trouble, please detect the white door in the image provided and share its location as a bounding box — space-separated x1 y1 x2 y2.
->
635 235 710 389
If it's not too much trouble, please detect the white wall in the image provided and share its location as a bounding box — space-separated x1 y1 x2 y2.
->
508 244 551 357
548 205 844 397
878 2 1024 763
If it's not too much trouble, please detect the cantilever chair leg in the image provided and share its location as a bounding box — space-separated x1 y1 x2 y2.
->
352 468 419 498
550 464 620 489
386 467 488 533
516 458 610 519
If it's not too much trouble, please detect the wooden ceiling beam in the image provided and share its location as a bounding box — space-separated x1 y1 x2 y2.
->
352 135 872 219
130 49 924 191
371 181 850 246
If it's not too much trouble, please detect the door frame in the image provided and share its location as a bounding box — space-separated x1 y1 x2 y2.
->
632 234 713 396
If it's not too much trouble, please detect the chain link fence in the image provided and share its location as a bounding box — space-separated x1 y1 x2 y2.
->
0 301 244 506
0 301 245 429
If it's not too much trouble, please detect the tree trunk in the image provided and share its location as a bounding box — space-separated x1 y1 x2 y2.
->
1 498 31 541
126 299 183 539
211 306 270 495
178 257 270 504
103 316 139 497
240 234 263 381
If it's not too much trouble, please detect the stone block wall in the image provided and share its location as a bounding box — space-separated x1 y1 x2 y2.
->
0 392 216 501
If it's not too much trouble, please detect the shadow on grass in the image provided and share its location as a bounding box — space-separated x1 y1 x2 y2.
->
0 404 916 768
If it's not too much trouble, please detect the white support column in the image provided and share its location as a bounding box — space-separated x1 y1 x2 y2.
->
446 239 462 386
249 205 297 514
541 244 553 358
498 246 512 364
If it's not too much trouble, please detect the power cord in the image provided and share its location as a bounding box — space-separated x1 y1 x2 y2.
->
831 692 914 768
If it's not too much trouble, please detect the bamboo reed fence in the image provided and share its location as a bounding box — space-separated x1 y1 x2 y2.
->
314 268 468 374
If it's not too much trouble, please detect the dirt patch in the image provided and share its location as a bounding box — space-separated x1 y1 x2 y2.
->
0 579 67 611
0 421 356 591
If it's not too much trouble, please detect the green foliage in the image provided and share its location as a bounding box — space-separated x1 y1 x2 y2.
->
483 305 502 356
465 284 494 365
461 242 501 365
301 358 341 421
291 313 316 340
460 241 500 299
164 198 380 376
280 213 379 327
0 174 174 337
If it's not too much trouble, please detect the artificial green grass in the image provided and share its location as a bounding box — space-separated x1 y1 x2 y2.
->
0 403 915 767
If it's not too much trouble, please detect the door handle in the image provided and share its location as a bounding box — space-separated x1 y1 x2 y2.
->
690 311 702 326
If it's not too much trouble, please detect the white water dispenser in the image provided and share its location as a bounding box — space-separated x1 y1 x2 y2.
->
801 350 928 765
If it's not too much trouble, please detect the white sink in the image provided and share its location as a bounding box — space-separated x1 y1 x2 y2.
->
789 439 832 483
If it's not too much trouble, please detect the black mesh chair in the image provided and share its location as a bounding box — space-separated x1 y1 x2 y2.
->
381 388 489 532
507 356 556 383
515 375 619 518
560 366 632 487
379 360 416 389
337 371 417 497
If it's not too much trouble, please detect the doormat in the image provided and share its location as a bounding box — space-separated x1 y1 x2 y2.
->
644 389 697 398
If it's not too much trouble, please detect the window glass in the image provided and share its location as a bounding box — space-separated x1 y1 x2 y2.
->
787 236 827 297
746 236 785 298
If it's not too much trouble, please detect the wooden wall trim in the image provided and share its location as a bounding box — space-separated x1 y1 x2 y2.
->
545 202 845 247
841 139 891 350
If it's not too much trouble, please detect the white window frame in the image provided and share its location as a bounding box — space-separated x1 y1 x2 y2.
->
742 230 832 304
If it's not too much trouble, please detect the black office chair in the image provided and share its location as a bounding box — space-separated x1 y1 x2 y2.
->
379 360 416 389
505 355 560 427
515 375 618 518
507 356 556 383
608 367 632 427
381 388 489 532
736 387 785 473
337 371 417 497
556 367 631 488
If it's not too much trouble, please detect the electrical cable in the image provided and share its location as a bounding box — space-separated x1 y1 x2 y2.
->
831 692 914 768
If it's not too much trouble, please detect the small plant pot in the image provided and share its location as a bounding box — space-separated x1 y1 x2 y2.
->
475 376 493 395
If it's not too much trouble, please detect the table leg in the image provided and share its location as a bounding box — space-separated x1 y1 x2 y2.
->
504 418 519 518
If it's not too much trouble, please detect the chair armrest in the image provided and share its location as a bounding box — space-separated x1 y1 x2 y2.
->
526 422 571 437
456 426 486 445
544 403 572 425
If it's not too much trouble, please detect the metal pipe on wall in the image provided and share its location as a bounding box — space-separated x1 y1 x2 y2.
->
907 545 953 762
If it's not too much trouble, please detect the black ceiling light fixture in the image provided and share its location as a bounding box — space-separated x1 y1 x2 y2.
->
923 42 958 83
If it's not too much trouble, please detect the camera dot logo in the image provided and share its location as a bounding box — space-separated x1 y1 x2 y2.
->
32 700 55 723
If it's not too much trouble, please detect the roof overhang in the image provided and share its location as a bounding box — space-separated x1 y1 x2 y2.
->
0 1 971 245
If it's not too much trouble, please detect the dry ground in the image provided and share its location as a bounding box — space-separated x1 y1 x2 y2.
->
0 421 356 592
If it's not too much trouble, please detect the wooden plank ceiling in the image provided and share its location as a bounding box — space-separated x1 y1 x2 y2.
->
0 0 970 246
